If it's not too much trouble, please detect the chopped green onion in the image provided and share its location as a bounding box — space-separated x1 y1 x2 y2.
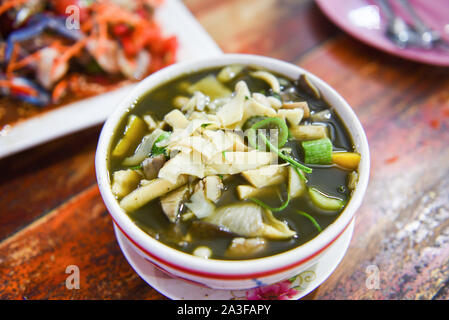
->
271 92 282 102
128 164 142 170
245 117 312 176
301 138 332 165
296 210 322 232
260 134 312 174
249 192 290 212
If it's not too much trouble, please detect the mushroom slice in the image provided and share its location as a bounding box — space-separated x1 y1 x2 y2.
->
250 70 281 93
160 185 190 223
205 203 296 240
297 74 320 99
185 187 215 219
282 101 310 118
142 154 166 180
225 237 266 258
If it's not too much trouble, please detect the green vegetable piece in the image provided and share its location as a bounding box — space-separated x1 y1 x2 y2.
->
296 210 322 232
217 65 244 82
249 192 290 213
112 115 147 158
260 134 312 174
308 187 345 211
151 131 171 156
301 137 333 165
247 117 289 149
187 75 232 100
245 117 312 175
242 116 267 131
122 129 162 166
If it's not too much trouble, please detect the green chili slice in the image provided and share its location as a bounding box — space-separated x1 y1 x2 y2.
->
247 117 289 149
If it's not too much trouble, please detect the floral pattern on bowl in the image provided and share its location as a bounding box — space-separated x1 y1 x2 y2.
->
113 220 354 300
230 270 317 300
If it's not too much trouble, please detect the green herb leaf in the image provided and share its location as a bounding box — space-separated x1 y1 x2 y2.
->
296 210 322 232
271 92 282 102
151 131 170 157
259 133 312 174
249 192 290 212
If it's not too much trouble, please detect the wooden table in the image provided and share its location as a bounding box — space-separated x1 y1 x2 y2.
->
1 0 449 300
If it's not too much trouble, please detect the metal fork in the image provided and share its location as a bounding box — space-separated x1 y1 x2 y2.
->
376 0 421 48
397 0 447 49
377 0 449 50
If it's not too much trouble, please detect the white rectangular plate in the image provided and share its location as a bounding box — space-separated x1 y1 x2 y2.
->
0 0 222 158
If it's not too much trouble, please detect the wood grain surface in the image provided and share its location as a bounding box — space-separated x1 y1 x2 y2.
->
1 0 448 300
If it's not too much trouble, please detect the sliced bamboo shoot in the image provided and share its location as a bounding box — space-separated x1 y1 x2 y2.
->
236 185 273 200
241 164 287 188
112 115 147 158
288 166 306 198
282 101 310 118
203 175 223 203
290 125 327 141
187 75 231 100
111 169 141 198
120 175 188 212
277 108 304 126
164 109 189 129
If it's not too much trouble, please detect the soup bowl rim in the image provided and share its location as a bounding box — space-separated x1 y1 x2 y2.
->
95 53 370 281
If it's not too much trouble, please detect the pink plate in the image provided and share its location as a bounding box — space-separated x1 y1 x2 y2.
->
315 0 449 66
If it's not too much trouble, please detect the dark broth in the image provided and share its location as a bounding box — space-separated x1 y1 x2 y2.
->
108 66 356 260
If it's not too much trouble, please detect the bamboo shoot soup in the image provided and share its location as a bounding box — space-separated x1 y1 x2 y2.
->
108 65 360 260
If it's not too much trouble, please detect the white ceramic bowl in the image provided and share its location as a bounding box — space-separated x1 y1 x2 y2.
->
96 54 370 290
